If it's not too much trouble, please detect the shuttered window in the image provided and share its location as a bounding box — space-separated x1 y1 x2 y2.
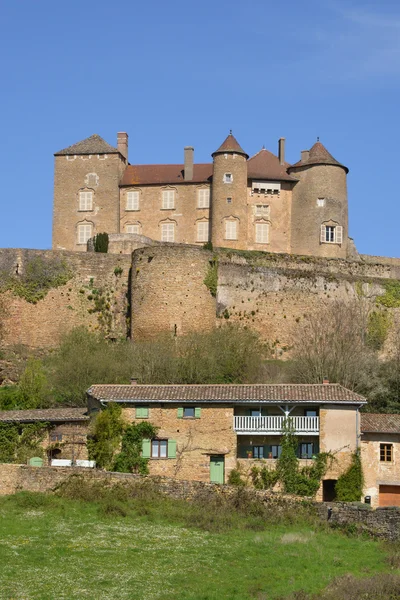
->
126 224 140 234
161 222 175 242
178 407 201 418
320 225 343 244
135 406 149 419
225 221 237 240
126 191 140 211
77 223 92 245
162 190 175 209
79 191 93 211
198 189 210 208
197 221 209 242
255 223 269 244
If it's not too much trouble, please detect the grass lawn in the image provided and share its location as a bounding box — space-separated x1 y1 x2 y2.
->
0 490 396 600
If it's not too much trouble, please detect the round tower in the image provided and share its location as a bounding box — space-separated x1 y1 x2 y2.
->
288 141 349 259
210 132 249 249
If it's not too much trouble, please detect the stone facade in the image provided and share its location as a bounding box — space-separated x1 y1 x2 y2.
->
52 132 350 259
362 432 400 507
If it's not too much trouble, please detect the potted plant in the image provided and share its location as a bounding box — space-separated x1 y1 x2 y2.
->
246 450 253 459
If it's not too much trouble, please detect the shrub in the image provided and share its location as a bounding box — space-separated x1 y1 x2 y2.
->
335 450 364 502
228 468 246 487
87 403 125 470
113 421 158 474
94 232 109 253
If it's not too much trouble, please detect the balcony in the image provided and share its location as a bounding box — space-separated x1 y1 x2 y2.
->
233 415 319 435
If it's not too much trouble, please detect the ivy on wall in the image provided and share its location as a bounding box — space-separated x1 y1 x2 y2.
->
204 257 218 297
335 450 364 502
0 422 50 463
376 280 400 308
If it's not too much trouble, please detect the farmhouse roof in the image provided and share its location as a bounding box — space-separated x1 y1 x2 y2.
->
212 133 249 158
120 163 212 186
361 413 400 434
247 148 298 182
55 134 120 156
0 408 90 423
290 141 349 173
87 383 366 405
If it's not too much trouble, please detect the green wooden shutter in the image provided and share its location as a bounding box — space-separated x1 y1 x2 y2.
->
168 440 177 458
195 407 201 419
177 407 184 419
136 406 149 419
142 439 151 458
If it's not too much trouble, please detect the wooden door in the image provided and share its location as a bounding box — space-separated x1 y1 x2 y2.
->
210 455 225 484
379 485 400 507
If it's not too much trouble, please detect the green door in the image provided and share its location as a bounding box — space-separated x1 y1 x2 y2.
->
210 455 225 484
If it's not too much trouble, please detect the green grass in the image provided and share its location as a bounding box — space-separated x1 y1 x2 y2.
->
0 489 397 600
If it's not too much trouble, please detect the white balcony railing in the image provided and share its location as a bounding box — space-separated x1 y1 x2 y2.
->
233 415 319 435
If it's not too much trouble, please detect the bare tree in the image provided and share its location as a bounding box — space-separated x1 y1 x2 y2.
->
290 299 375 389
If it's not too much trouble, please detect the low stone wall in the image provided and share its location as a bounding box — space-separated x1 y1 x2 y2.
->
1 464 400 541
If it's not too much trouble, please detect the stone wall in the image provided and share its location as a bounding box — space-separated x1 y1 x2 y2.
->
0 249 131 348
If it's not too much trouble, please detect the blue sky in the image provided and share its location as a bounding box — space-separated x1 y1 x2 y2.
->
0 0 399 256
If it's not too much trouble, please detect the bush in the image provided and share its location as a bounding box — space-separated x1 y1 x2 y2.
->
336 451 364 502
94 232 109 253
228 468 246 487
87 403 125 470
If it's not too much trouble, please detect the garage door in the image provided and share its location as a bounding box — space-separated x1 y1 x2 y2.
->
379 485 400 507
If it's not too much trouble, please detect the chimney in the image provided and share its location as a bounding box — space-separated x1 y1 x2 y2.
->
117 132 128 161
323 377 329 385
130 378 138 385
301 150 309 162
278 138 285 165
184 146 194 181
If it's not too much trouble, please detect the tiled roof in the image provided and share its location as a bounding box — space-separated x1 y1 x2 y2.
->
212 133 249 158
55 134 119 156
247 149 298 183
290 141 348 173
87 384 366 404
120 163 212 186
0 408 90 423
361 413 400 434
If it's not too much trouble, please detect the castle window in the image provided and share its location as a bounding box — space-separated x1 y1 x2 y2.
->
161 222 175 242
162 190 175 209
223 173 233 184
255 223 269 244
126 224 140 234
321 225 343 244
126 191 140 211
254 205 270 217
197 221 209 243
227 197 232 204
380 444 393 462
85 173 98 187
79 191 93 211
317 198 325 207
77 223 93 245
198 189 210 208
225 220 237 240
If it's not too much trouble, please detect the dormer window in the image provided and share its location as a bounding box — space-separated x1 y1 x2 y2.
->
224 173 233 183
251 182 280 196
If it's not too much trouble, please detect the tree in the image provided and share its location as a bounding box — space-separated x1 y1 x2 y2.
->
87 403 125 470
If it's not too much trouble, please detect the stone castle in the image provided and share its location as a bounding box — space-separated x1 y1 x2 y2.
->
52 131 351 259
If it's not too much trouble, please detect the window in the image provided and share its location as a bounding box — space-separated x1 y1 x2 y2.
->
135 406 149 419
86 173 98 187
253 446 264 459
255 223 269 244
161 222 175 242
254 205 270 217
50 433 63 442
380 444 393 462
305 410 317 417
79 191 93 211
226 197 232 204
250 409 261 417
162 190 175 209
151 439 168 458
320 225 343 244
177 407 201 418
183 407 195 418
225 220 237 240
224 173 233 183
252 182 281 195
126 191 140 211
77 223 92 245
271 445 282 459
198 189 210 208
197 221 209 242
126 224 140 234
317 198 325 207
300 443 314 459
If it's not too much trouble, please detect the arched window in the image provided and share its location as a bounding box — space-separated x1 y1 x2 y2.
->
77 222 93 245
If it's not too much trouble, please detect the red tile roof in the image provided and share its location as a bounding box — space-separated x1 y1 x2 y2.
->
247 149 298 183
361 413 400 434
0 408 90 423
290 141 348 173
87 384 366 404
120 163 212 186
212 133 248 158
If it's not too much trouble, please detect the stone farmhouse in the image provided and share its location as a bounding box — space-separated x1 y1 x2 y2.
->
87 381 366 503
53 131 351 259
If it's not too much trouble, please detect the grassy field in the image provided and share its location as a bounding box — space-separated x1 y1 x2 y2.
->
0 483 398 600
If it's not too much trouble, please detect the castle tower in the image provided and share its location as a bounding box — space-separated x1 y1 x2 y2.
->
210 132 249 249
52 134 127 251
288 141 349 259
